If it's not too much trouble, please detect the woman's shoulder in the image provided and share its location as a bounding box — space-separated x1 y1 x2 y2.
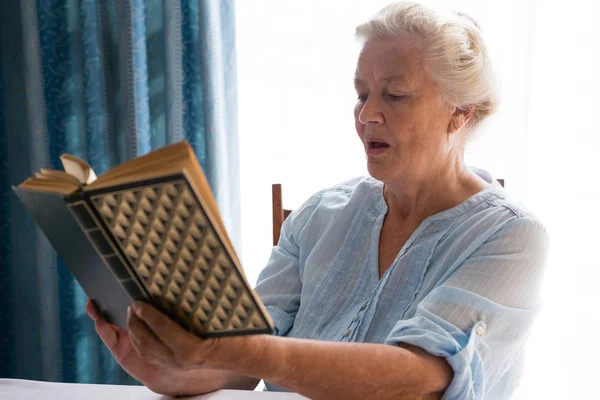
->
285 176 381 232
478 182 544 229
323 175 381 195
451 173 548 254
460 167 545 226
301 175 382 212
487 192 548 248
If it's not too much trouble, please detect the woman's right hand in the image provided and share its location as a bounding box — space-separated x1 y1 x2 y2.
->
85 300 251 396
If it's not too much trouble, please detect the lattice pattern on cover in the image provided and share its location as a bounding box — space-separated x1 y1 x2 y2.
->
90 179 269 337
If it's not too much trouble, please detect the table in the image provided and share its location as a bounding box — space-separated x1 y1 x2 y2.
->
0 379 307 399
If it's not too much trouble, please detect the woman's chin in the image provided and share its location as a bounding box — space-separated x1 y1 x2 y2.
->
366 162 395 182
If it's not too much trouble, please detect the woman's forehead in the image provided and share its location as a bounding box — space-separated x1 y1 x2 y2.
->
355 37 425 84
354 75 413 89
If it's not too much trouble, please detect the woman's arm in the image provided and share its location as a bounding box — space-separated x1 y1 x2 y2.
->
129 302 452 400
217 334 453 400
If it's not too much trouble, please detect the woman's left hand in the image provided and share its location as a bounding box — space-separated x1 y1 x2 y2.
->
126 301 261 371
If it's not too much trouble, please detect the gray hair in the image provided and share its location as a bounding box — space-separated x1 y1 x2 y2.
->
355 2 498 132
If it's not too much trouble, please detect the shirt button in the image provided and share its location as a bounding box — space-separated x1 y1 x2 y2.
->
343 329 351 337
360 303 367 310
353 315 359 322
476 326 485 336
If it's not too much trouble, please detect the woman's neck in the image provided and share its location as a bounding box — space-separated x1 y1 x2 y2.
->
382 161 489 222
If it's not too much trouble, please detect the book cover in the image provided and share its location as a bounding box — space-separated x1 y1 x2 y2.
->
13 141 273 338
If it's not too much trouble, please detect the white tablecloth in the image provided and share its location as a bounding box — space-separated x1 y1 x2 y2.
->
0 379 307 400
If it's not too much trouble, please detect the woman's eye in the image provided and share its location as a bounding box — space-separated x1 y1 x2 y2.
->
387 94 406 101
357 95 368 102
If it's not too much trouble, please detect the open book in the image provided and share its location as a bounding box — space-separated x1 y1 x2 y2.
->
14 141 273 338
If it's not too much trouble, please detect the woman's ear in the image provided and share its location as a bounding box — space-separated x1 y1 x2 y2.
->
448 106 474 134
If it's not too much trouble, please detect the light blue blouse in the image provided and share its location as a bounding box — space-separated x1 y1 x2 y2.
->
255 168 548 399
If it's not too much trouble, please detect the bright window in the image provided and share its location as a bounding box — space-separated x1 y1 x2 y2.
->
236 1 600 397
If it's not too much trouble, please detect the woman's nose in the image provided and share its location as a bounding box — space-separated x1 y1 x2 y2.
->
358 97 384 125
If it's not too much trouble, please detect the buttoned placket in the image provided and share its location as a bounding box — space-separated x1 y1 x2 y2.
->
341 299 371 340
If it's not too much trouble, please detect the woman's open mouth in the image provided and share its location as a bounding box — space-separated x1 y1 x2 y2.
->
366 140 390 156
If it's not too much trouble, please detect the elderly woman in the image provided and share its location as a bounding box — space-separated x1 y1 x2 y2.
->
86 2 547 399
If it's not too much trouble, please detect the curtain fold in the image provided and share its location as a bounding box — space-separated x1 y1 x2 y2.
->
0 0 240 384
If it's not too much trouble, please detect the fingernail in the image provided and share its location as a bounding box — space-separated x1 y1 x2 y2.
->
127 306 132 317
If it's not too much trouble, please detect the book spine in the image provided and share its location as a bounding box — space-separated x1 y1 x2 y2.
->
66 196 148 301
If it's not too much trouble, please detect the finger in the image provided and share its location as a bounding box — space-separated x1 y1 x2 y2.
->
132 301 199 348
85 299 100 321
132 301 208 366
94 315 119 349
127 306 174 366
87 299 120 350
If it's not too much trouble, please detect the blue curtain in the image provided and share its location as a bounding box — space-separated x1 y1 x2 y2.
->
0 0 240 384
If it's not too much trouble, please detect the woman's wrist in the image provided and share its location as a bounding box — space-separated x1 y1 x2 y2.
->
206 333 273 376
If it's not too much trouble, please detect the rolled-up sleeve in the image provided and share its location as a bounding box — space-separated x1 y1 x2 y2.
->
254 191 323 336
385 216 549 399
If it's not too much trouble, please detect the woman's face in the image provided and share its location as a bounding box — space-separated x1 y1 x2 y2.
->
354 36 457 183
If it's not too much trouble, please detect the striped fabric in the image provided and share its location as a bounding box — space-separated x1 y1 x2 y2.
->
255 168 548 399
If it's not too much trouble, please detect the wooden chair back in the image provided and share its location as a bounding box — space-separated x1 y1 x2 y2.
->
272 184 292 246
